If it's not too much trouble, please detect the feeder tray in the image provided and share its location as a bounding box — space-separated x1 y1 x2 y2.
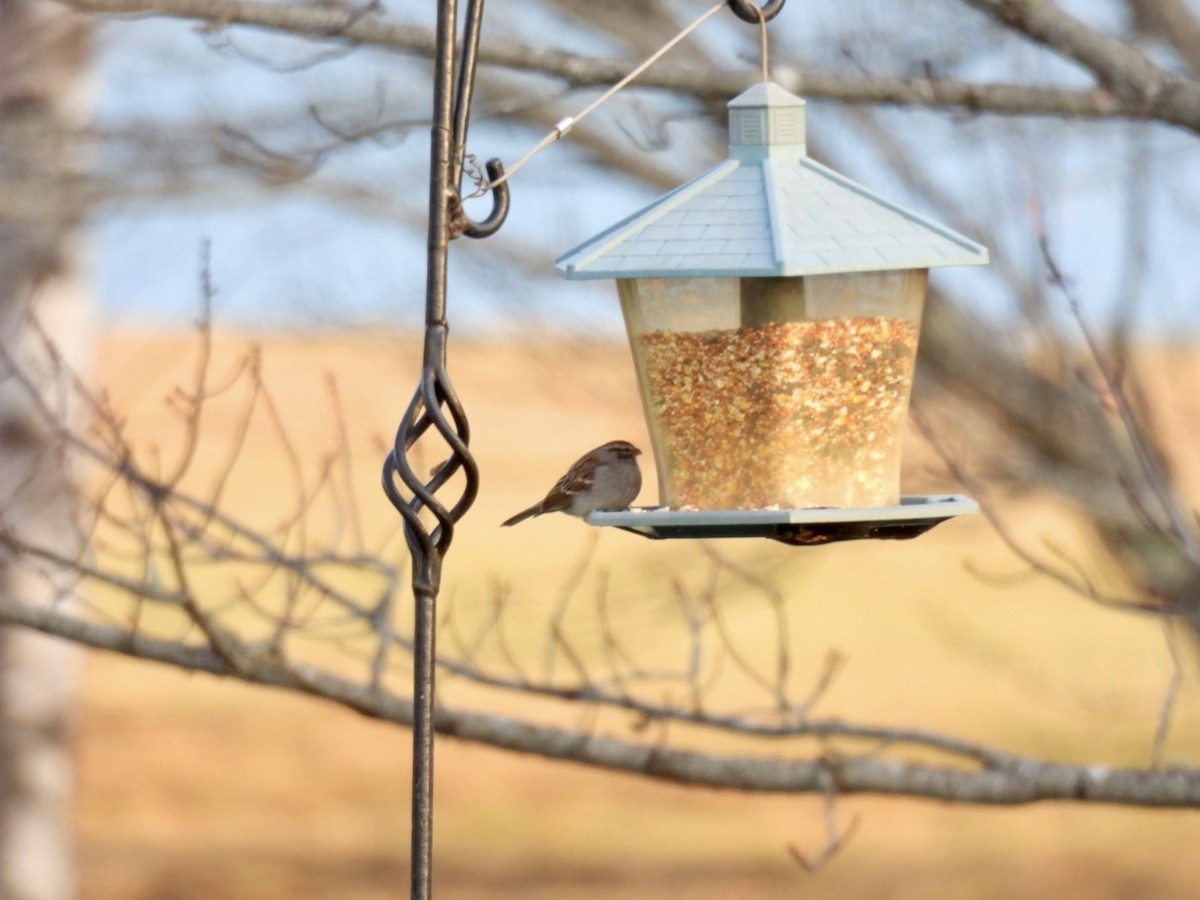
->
586 494 978 545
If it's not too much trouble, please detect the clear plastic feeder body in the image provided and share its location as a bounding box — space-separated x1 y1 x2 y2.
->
619 270 928 511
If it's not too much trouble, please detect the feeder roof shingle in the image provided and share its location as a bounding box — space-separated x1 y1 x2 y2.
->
556 82 988 280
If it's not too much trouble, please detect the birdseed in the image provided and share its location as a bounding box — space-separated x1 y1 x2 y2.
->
635 316 918 509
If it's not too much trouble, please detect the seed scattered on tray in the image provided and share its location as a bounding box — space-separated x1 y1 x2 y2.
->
636 317 918 509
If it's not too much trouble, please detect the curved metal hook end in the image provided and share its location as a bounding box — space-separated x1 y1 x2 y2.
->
726 0 785 24
463 159 511 239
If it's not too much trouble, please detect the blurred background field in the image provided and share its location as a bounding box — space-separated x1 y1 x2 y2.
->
76 328 1200 899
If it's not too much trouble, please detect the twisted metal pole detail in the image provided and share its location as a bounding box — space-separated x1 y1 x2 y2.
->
379 0 503 897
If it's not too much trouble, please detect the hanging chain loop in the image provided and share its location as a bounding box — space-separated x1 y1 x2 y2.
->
726 0 785 24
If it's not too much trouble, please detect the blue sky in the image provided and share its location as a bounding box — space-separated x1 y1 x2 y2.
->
89 3 1200 337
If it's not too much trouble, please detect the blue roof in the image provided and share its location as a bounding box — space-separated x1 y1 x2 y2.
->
557 83 988 280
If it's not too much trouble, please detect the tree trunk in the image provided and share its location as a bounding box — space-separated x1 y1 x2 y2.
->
0 2 92 897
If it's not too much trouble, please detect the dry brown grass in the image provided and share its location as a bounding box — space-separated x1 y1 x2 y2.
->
76 328 1200 899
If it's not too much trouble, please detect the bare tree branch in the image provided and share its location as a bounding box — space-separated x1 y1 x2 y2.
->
59 0 1200 131
959 0 1200 125
2 580 1200 808
1129 0 1200 76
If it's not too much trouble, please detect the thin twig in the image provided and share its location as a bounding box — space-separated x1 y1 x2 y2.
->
1152 615 1186 770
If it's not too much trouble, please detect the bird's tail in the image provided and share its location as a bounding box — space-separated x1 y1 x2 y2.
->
501 504 542 527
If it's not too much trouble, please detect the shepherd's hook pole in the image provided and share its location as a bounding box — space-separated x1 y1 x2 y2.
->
380 0 508 896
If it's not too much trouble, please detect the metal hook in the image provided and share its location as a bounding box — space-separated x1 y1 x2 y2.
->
726 0 786 24
462 159 510 238
450 0 511 239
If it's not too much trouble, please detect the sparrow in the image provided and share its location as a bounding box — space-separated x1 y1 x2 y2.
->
501 440 643 527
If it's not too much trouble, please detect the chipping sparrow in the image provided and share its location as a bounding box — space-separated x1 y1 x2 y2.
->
501 440 643 527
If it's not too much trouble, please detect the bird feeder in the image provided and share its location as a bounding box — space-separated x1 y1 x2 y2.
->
556 83 988 543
